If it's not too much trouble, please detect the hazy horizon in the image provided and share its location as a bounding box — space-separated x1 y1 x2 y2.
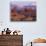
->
10 1 36 8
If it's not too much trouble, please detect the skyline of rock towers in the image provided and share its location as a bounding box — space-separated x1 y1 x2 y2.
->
0 28 23 46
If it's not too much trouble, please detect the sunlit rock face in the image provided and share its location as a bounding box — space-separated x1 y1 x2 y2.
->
32 38 46 43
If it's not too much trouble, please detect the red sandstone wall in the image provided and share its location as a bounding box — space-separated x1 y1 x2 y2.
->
0 35 23 46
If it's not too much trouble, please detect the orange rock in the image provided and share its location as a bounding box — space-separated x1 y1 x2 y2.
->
33 38 46 43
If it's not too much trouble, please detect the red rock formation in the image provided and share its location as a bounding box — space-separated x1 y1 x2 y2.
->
32 38 46 43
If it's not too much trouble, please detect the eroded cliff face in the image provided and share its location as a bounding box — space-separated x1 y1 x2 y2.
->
0 35 23 46
32 38 46 43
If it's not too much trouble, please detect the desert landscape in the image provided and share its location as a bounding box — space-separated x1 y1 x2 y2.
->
10 2 36 21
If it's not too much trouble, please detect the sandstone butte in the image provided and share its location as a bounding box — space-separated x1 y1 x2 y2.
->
32 38 46 43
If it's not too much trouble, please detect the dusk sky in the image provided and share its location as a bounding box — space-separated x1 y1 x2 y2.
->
10 1 36 8
11 1 36 5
